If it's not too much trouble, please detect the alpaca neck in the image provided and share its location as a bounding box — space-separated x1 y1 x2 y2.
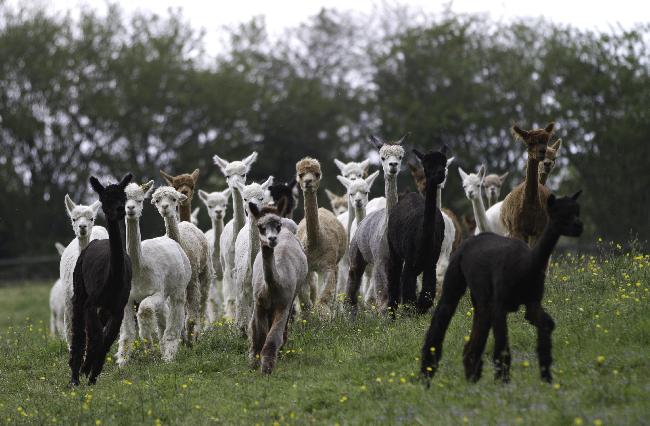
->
211 216 224 274
529 222 560 273
385 175 398 212
164 213 181 244
421 179 439 240
354 204 366 225
524 157 540 206
303 190 320 248
248 215 260 270
125 217 142 272
77 233 91 251
346 197 354 244
261 245 279 286
232 187 245 236
471 191 491 233
178 201 192 222
107 218 126 278
436 186 442 210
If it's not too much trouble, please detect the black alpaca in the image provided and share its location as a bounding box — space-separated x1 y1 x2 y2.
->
69 174 133 385
421 191 583 384
268 179 298 218
386 147 448 314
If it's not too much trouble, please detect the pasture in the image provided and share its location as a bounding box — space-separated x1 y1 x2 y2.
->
1 247 648 425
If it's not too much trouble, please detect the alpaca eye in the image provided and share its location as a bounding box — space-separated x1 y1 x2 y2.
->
315 173 321 178
299 173 304 178
381 157 386 161
276 225 281 232
258 226 266 235
72 218 77 222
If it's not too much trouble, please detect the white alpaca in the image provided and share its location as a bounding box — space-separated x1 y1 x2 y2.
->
198 188 231 322
61 195 108 346
151 186 213 342
49 242 66 338
335 171 380 302
116 182 192 366
435 157 457 290
213 152 258 319
458 165 495 235
233 177 274 332
190 207 200 227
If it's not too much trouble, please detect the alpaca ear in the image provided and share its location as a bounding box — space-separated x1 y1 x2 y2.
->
198 189 209 205
544 122 556 133
160 170 174 185
89 176 105 194
336 175 353 190
212 154 229 172
248 201 261 219
191 207 200 219
547 194 556 207
325 189 338 203
141 180 154 197
477 165 486 180
551 138 562 151
446 157 455 168
571 190 582 200
407 162 418 173
242 151 258 168
499 172 509 182
512 125 529 140
359 159 371 171
64 194 77 216
457 167 468 181
365 170 380 188
119 173 133 189
440 144 450 156
190 168 200 183
287 179 297 190
178 193 188 203
261 175 274 190
55 242 66 256
412 149 424 161
368 135 384 150
222 188 232 200
333 159 346 173
276 196 288 217
395 132 410 145
90 200 102 216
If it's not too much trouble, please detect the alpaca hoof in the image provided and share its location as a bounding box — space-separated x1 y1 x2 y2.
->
69 378 80 387
88 377 97 385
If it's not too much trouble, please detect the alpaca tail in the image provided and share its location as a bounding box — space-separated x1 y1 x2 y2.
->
421 251 467 383
69 255 88 385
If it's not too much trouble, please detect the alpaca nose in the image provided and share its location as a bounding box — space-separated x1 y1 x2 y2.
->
79 224 87 231
389 161 398 168
161 203 169 210
268 236 277 245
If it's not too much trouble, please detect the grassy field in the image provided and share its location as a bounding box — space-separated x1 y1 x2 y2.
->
1 246 648 425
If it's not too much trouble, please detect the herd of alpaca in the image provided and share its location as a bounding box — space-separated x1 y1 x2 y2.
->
55 121 582 386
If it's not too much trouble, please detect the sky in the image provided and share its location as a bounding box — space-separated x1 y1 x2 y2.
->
10 0 648 55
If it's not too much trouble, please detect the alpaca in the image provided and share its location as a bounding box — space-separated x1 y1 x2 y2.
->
116 181 192 366
61 195 109 346
49 242 66 338
333 158 371 235
482 172 509 208
539 139 562 186
500 123 555 245
421 191 583 384
296 158 347 314
247 199 308 374
268 179 299 220
325 189 348 216
233 177 275 332
458 165 494 235
69 174 133 386
190 207 200 226
335 171 380 301
386 148 449 314
198 188 231 322
159 169 200 223
346 133 408 312
213 152 258 319
151 186 213 342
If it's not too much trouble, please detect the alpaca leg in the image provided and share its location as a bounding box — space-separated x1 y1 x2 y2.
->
317 268 337 312
207 278 223 324
198 265 212 331
222 264 236 319
89 308 124 385
161 291 185 362
400 264 418 309
297 271 315 314
417 264 436 314
462 310 491 382
138 295 162 349
362 269 375 306
525 304 555 383
492 310 511 383
261 309 291 374
336 256 348 301
68 304 86 386
81 308 103 378
385 254 403 315
346 246 367 312
116 302 136 368
184 275 201 344
248 306 269 370
64 288 74 348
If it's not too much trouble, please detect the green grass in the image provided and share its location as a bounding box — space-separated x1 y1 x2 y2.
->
1 248 649 425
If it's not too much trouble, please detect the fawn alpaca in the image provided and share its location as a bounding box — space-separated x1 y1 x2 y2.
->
421 191 583 384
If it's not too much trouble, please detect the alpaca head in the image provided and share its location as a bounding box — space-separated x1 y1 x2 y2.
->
540 139 562 176
482 172 509 205
296 157 322 192
407 161 427 194
124 181 154 221
89 174 132 222
333 159 370 181
64 195 102 239
233 176 274 218
151 186 187 220
512 122 555 162
458 165 486 201
248 198 288 248
213 152 258 188
337 170 380 210
159 169 199 207
198 188 231 221
268 180 298 217
547 190 583 237
412 147 448 187
325 189 348 215
368 133 408 177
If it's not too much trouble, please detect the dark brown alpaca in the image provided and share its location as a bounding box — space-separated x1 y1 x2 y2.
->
160 168 200 222
421 191 583 384
500 123 555 246
69 174 133 385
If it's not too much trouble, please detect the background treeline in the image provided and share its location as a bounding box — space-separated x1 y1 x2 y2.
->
1 4 649 268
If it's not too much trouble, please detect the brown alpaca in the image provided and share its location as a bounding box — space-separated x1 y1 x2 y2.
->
539 139 562 186
160 168 200 222
500 122 555 245
408 161 462 251
295 158 347 315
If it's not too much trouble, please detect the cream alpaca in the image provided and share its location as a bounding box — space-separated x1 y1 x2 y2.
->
49 242 66 338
